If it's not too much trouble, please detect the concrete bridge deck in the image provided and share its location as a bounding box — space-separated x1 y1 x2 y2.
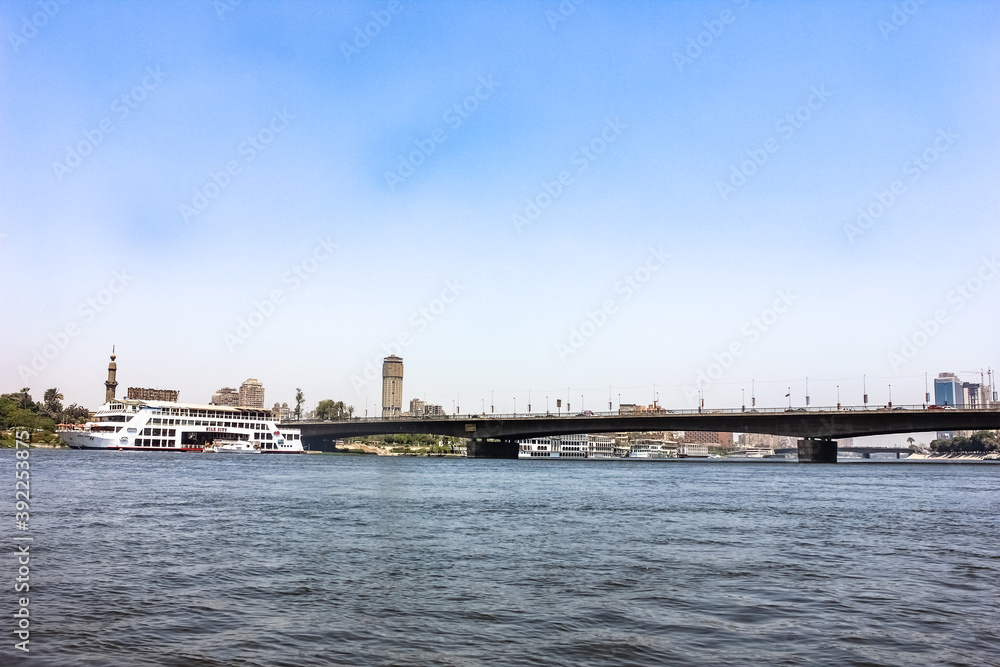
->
287 405 1000 463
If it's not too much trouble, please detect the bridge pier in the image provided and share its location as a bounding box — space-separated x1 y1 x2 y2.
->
302 435 339 452
797 438 837 463
466 438 519 459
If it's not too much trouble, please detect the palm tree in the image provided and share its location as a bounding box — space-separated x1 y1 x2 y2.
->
44 388 64 415
16 388 33 410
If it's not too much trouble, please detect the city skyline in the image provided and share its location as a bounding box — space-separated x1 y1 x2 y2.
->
2 1 998 419
46 348 997 418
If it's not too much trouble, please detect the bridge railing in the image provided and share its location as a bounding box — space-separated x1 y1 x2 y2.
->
283 404 996 424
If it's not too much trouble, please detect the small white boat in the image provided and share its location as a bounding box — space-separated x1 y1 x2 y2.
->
210 439 261 454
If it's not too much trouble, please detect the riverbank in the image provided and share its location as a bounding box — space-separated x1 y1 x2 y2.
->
906 452 999 461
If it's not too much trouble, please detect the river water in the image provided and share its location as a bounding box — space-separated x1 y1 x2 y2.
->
3 451 999 666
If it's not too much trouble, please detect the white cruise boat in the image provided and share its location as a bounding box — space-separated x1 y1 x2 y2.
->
628 440 677 459
59 399 304 453
57 352 303 453
517 433 615 459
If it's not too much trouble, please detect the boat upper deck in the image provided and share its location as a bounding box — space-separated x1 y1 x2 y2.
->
96 399 274 422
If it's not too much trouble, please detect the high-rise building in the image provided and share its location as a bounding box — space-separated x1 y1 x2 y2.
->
238 378 265 408
406 398 444 416
127 387 179 402
962 381 989 408
934 373 963 407
272 402 291 421
211 387 239 406
382 355 403 418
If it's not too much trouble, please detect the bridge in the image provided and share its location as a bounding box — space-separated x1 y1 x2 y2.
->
286 405 1000 462
773 446 921 459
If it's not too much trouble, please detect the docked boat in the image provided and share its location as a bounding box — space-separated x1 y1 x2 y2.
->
57 352 304 453
627 440 677 459
517 433 615 459
59 399 304 453
209 439 261 454
743 447 775 458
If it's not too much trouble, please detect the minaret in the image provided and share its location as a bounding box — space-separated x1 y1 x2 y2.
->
105 347 118 403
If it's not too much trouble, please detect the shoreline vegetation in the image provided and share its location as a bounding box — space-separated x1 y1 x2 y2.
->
1 387 84 448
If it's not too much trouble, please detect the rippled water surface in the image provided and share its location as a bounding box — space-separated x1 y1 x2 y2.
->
3 451 999 666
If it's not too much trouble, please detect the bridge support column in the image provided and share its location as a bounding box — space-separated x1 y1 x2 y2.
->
466 438 519 459
302 435 338 452
797 438 837 463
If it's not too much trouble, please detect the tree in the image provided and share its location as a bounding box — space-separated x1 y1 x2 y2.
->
44 388 64 415
294 388 304 420
316 400 350 421
931 430 999 453
0 396 54 432
15 388 34 410
61 404 91 424
315 399 336 420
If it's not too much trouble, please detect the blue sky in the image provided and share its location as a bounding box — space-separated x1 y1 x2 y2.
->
1 0 998 419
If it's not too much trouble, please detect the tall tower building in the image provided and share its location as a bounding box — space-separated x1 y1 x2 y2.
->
105 348 118 403
381 355 403 418
238 378 265 408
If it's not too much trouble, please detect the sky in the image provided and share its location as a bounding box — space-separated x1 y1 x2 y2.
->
1 0 998 424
